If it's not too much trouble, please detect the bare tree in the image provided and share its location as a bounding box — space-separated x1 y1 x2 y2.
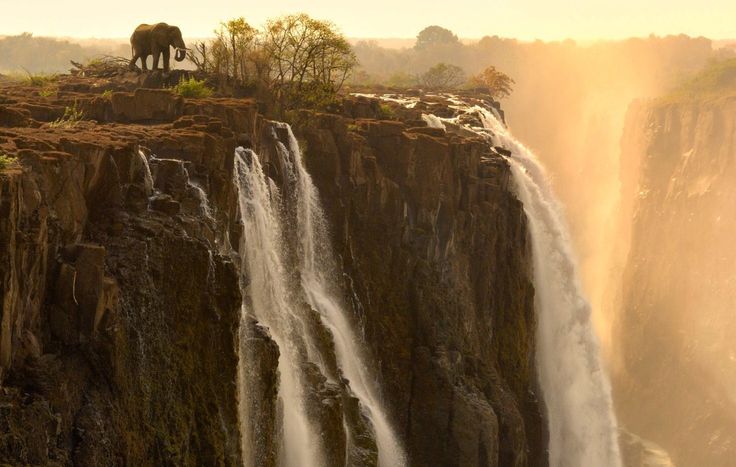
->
187 41 209 72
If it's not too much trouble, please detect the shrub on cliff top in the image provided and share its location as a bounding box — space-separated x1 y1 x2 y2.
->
173 77 214 98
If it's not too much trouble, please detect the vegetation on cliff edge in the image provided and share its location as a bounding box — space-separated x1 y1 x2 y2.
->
664 58 736 102
173 77 214 98
188 14 356 115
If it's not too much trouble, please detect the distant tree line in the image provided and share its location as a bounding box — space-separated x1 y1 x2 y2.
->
350 26 721 99
349 26 516 97
0 33 127 73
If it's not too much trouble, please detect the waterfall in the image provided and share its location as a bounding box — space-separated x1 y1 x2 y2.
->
234 148 324 467
136 148 154 197
413 96 621 467
233 122 405 467
475 106 622 467
274 122 406 467
421 113 446 130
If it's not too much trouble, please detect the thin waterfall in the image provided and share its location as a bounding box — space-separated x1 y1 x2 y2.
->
234 147 324 467
274 122 407 467
233 122 406 466
421 113 446 130
137 148 154 193
417 98 621 467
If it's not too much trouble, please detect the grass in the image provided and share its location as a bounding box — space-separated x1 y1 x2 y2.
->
664 58 736 102
23 69 57 87
49 102 85 128
102 89 113 98
172 77 213 98
39 87 58 98
0 154 17 170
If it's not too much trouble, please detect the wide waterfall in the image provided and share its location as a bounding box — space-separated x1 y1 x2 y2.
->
233 122 405 467
418 97 621 467
479 106 621 467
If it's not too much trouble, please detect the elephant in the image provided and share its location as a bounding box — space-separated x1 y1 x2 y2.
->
129 23 187 72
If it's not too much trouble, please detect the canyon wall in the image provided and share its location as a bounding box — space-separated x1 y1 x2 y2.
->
614 96 736 466
0 78 543 466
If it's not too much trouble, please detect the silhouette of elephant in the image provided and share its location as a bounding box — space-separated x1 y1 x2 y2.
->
129 23 187 72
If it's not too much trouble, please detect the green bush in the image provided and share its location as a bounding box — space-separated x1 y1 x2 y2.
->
173 77 214 98
49 103 85 128
0 154 18 170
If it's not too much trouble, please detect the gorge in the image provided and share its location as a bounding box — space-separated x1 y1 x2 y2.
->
3 50 734 466
0 75 548 466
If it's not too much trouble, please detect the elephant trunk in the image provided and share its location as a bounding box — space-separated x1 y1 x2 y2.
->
175 48 187 62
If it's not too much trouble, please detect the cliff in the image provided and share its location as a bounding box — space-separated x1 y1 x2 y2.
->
614 96 736 466
0 76 542 466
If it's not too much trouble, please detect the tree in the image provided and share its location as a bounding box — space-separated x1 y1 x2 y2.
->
186 14 356 113
415 26 460 51
187 18 257 86
470 65 515 99
419 63 465 90
263 14 357 111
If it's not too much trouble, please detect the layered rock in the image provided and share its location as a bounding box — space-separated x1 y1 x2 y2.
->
0 77 542 466
614 96 736 466
0 80 260 466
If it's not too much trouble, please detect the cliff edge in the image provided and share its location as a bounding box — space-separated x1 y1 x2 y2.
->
0 76 542 466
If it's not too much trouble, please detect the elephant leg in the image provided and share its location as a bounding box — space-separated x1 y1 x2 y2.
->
162 48 171 73
152 48 160 70
141 55 149 71
129 55 139 71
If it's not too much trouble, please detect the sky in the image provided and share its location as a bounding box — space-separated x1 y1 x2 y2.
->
2 0 736 41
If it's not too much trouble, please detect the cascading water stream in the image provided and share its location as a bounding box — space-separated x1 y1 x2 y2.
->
480 105 621 467
233 124 405 467
274 122 407 467
234 148 324 467
416 97 621 467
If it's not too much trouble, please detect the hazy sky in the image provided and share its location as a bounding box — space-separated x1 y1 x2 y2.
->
3 0 736 40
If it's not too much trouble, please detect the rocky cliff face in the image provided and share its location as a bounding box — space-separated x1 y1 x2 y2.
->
0 77 542 466
614 96 736 466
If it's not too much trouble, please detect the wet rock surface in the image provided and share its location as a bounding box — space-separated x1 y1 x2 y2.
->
0 76 542 466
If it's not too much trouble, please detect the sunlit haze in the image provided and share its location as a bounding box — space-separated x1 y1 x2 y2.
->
3 0 736 40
